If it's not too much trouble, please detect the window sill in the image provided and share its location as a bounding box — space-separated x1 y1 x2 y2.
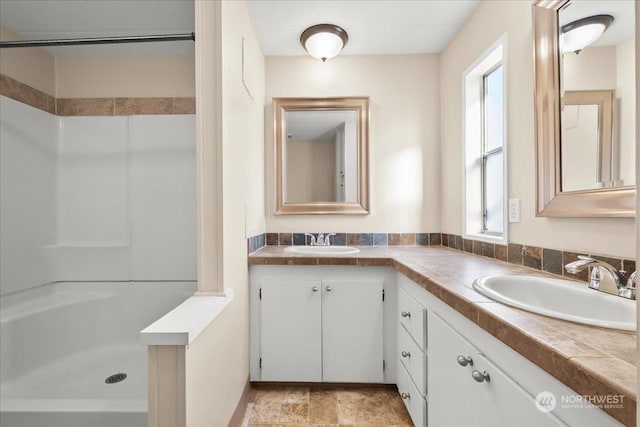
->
464 233 506 245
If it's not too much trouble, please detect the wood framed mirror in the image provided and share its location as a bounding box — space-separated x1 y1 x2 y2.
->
274 97 370 215
533 0 635 217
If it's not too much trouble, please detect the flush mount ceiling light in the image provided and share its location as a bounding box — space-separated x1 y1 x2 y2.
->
561 14 614 54
300 24 348 62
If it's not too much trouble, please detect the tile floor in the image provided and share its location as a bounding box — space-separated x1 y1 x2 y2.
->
241 385 414 426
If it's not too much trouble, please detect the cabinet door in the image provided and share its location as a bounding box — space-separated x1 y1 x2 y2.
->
429 312 564 427
322 280 384 382
260 280 322 382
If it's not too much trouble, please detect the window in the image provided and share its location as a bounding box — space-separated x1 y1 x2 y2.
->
482 65 504 234
463 39 506 243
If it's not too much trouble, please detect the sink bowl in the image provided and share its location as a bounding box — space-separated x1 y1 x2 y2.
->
472 275 636 331
284 245 360 255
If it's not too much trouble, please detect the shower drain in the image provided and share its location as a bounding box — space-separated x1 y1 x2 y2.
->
105 372 127 384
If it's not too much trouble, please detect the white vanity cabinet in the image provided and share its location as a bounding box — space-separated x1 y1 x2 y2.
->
250 266 395 383
429 311 564 427
251 264 623 427
260 279 383 382
398 274 621 427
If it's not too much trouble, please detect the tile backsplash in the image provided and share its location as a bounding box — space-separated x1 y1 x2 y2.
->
440 233 635 283
254 231 635 283
247 233 266 254
266 232 442 248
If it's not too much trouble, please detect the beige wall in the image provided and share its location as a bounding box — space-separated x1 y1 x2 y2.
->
266 54 440 232
286 139 336 202
1 24 194 99
55 56 195 98
440 0 634 258
618 37 636 186
563 46 617 90
0 24 55 96
183 0 265 425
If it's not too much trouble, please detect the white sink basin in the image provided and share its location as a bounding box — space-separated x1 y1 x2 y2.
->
472 275 636 331
284 245 360 255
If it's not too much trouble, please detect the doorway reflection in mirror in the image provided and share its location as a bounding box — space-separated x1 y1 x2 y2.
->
559 0 635 192
285 110 358 203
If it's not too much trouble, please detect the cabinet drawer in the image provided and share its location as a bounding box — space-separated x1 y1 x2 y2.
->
398 288 426 350
398 324 427 397
397 361 427 427
429 312 565 427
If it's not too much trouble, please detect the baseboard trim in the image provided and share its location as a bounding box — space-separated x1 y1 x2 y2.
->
228 377 251 427
251 381 397 389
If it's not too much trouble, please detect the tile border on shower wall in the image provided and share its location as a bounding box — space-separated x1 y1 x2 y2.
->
0 73 195 116
56 97 196 116
0 73 56 114
56 97 115 116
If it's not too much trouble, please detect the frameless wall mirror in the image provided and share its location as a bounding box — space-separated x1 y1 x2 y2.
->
274 97 370 215
533 0 636 217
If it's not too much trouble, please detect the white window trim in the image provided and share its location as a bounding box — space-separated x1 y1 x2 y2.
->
462 35 508 245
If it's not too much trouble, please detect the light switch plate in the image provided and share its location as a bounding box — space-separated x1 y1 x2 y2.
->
508 198 520 223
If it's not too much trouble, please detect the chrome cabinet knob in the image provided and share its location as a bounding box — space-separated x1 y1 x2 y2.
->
401 392 411 400
401 311 411 318
457 355 473 367
401 351 410 358
312 286 319 292
472 370 490 383
325 286 332 292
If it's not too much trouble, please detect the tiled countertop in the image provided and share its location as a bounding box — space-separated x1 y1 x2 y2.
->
249 245 637 426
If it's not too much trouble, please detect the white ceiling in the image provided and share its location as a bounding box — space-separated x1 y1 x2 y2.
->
0 0 480 57
246 0 480 56
287 110 356 141
3 0 629 58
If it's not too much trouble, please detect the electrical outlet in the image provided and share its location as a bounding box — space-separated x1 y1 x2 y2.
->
508 198 520 223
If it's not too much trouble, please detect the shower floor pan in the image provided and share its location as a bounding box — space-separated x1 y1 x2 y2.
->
1 343 147 427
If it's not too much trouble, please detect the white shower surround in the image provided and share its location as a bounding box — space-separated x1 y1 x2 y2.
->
0 95 197 294
0 281 197 427
0 95 197 425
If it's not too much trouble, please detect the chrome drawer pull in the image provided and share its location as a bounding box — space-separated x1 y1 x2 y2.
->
401 311 411 318
456 355 473 367
401 392 411 400
312 286 319 292
401 351 411 358
472 370 490 383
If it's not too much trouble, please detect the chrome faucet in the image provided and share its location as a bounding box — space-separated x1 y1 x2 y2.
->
624 271 637 300
323 233 336 246
564 256 636 299
305 232 336 246
304 233 316 246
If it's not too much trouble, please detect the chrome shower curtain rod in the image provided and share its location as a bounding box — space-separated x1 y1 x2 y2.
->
0 32 195 48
